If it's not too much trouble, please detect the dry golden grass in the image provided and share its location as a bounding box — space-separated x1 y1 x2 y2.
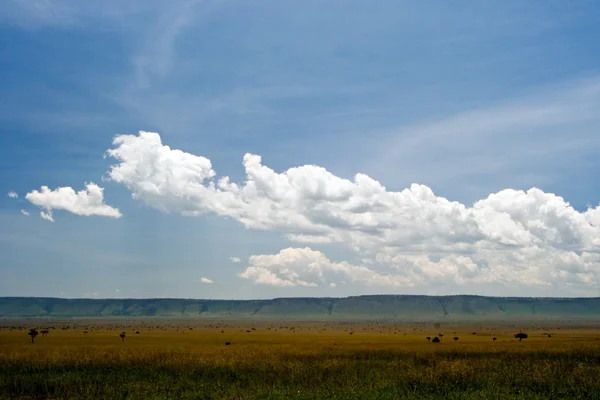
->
2 321 600 399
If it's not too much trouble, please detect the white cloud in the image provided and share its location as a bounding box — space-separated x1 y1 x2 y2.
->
97 131 600 291
40 210 54 222
20 209 29 216
200 277 213 284
328 282 337 288
25 183 122 221
229 256 242 263
7 191 18 199
240 247 413 288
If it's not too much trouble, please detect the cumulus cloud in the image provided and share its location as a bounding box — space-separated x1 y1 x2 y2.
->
97 131 600 290
239 247 413 288
329 282 337 288
25 183 122 221
20 209 29 216
7 191 18 199
199 277 213 284
229 256 242 263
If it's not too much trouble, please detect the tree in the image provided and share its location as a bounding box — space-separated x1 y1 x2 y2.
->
493 337 497 341
432 336 441 343
426 336 431 341
119 332 126 342
28 329 38 343
515 332 528 341
453 337 459 341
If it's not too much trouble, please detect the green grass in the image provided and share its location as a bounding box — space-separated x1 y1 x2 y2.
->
2 324 600 399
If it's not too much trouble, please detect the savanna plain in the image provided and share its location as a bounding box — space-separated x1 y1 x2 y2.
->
2 319 600 399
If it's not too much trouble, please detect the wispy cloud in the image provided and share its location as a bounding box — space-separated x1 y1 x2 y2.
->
199 277 213 284
0 0 159 29
368 77 600 193
7 191 18 199
20 209 29 216
40 210 54 222
229 256 241 263
131 1 204 89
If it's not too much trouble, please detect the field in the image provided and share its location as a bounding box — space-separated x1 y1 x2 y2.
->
2 319 600 399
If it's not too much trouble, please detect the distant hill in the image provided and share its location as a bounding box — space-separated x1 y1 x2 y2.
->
2 295 600 321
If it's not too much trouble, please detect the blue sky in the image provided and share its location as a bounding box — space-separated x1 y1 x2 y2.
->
1 0 600 299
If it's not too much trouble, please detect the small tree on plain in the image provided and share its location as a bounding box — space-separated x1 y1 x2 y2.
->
28 329 38 343
432 336 441 343
426 336 431 341
453 337 459 341
119 332 126 342
493 337 497 341
515 332 528 341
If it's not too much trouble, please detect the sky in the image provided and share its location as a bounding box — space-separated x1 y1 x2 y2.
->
1 0 600 299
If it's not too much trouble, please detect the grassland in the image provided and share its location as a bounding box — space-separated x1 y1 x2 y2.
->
2 320 600 399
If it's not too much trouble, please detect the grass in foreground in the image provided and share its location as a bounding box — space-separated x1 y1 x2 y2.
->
1 325 600 399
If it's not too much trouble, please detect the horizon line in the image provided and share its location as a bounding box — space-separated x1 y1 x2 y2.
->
2 294 599 301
